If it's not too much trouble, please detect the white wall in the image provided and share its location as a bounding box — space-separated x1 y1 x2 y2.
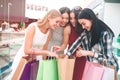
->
25 0 86 19
25 0 96 19
104 3 120 37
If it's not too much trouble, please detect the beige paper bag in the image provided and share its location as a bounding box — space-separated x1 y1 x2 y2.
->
57 59 75 80
11 56 29 80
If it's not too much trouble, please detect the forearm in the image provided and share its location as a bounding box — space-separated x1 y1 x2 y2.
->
77 50 94 57
33 49 49 55
60 44 67 51
87 51 94 56
66 40 82 56
24 48 49 55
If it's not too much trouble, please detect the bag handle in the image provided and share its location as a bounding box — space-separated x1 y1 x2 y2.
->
28 48 35 61
47 47 56 60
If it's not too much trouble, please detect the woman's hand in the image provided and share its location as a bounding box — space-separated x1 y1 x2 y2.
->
47 51 58 58
77 46 83 50
76 50 94 57
64 55 69 59
52 45 61 52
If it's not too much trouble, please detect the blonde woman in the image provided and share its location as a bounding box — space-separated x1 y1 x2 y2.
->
10 9 61 78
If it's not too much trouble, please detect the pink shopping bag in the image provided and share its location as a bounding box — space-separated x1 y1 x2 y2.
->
82 61 104 80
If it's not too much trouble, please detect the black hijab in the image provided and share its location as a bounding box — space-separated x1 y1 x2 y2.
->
77 8 114 47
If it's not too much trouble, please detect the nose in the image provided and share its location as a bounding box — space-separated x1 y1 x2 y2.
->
82 25 85 29
63 19 67 23
56 23 60 27
71 20 74 23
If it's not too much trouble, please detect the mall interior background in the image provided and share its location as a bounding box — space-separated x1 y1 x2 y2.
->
0 0 120 80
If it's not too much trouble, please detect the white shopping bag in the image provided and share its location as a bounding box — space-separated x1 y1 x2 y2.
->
102 66 115 80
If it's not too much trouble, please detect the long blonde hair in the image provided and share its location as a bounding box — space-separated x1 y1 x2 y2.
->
37 9 61 27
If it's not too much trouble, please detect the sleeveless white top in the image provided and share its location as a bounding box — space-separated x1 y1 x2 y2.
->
30 22 49 49
10 22 49 78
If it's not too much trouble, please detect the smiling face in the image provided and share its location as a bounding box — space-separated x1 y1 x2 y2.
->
60 12 69 27
48 16 62 30
70 12 76 27
78 18 92 31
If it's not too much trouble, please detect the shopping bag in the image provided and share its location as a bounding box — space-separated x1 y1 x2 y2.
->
102 66 114 80
36 60 44 80
57 58 75 80
20 59 39 80
82 61 104 80
30 60 39 80
11 56 29 80
72 57 86 80
102 65 118 80
36 59 58 80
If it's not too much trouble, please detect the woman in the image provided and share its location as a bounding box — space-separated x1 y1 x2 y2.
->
69 6 87 80
66 8 119 71
10 9 61 78
69 6 83 55
47 7 71 58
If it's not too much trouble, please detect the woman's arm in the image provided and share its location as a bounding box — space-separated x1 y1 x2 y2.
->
24 24 35 55
53 25 71 52
76 49 94 57
60 26 71 51
24 24 58 58
66 31 87 56
97 31 113 59
93 31 113 61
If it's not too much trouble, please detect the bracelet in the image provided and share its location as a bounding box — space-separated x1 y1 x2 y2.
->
30 48 35 60
31 48 35 54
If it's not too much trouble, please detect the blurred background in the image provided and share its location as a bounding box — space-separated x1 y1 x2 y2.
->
0 0 120 79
